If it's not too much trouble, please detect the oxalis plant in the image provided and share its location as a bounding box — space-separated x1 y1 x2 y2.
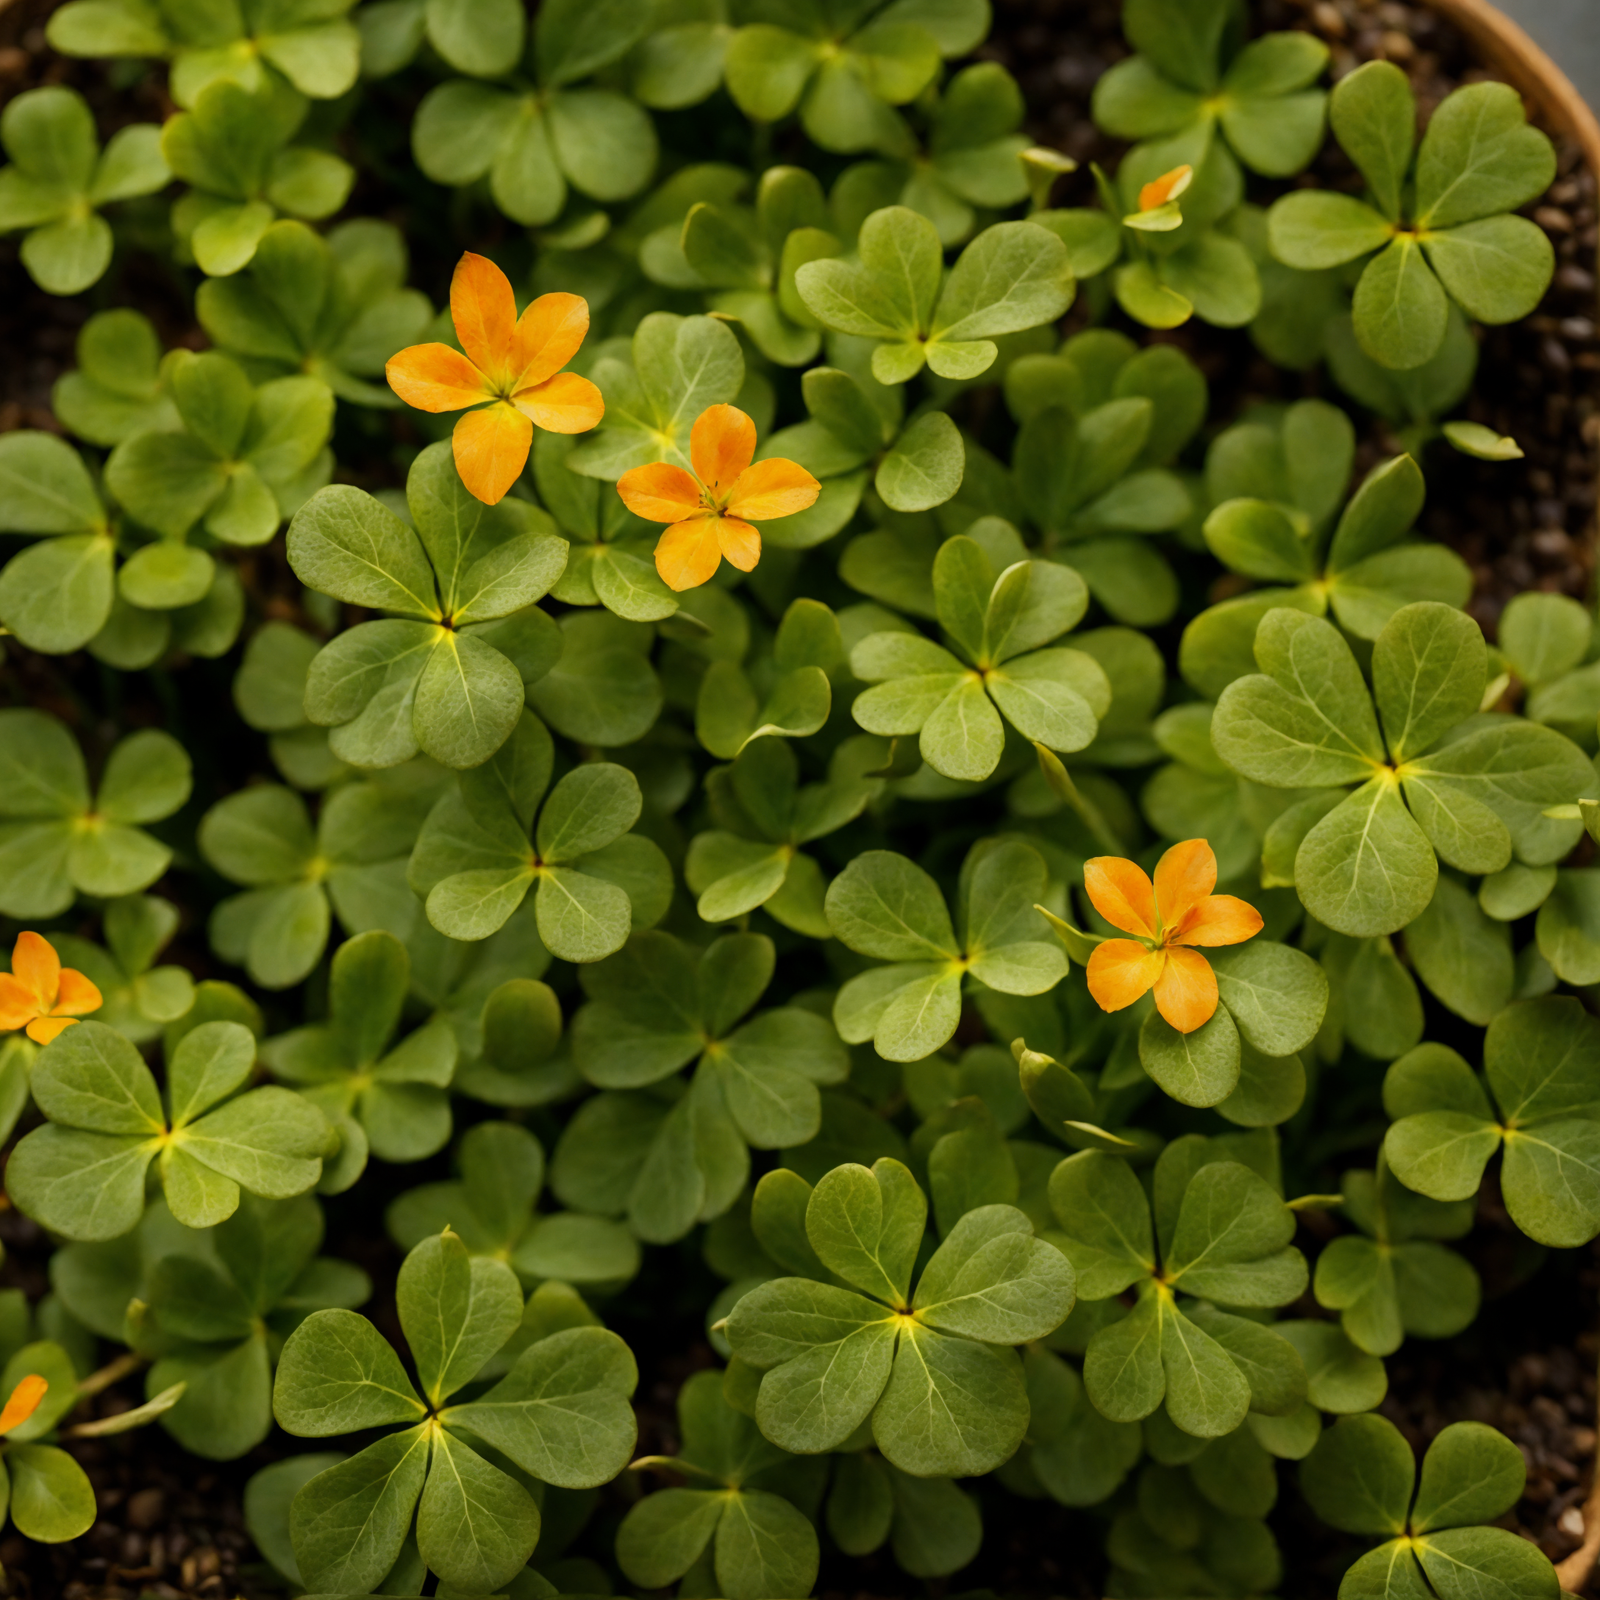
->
0 0 1592 1595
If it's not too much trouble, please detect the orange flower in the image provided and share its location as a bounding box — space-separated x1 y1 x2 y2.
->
0 1374 46 1435
0 931 102 1045
1138 164 1193 213
616 404 821 592
1083 839 1262 1034
386 252 605 507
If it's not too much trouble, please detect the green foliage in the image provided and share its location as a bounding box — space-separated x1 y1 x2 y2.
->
1049 1147 1308 1438
0 88 169 295
288 443 569 770
199 768 441 987
1268 64 1557 369
8 1020 332 1238
726 1158 1074 1475
552 931 848 1242
0 4 1587 1596
198 219 434 404
1213 602 1591 936
1094 0 1329 178
0 710 191 918
795 207 1075 384
163 77 355 275
272 1229 638 1591
49 0 363 106
1383 999 1600 1248
1301 1415 1558 1600
618 1369 821 1599
825 841 1067 1061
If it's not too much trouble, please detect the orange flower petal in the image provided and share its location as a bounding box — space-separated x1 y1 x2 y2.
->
724 457 821 522
386 343 493 413
717 516 761 573
1139 163 1193 212
25 1016 78 1046
0 1374 47 1435
512 370 605 435
1152 945 1218 1033
655 518 724 591
1083 858 1158 939
1086 939 1164 1014
1154 839 1217 935
1172 894 1265 949
511 292 590 392
452 403 533 506
11 933 59 1010
690 404 756 495
617 462 704 524
0 973 40 1031
53 968 102 1017
451 252 519 388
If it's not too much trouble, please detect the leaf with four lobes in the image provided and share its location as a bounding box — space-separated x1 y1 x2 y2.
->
0 87 169 295
49 894 195 1046
850 533 1108 782
1383 999 1600 1249
686 734 883 937
200 767 444 990
262 929 458 1186
273 1228 638 1594
725 1157 1076 1476
161 77 355 276
535 432 679 623
107 350 334 583
1300 1414 1558 1600
141 1192 371 1460
0 709 191 921
409 0 658 228
618 1367 821 1600
1311 1167 1479 1358
1268 64 1556 370
826 840 1069 1062
1048 1147 1309 1439
796 206 1075 385
551 930 849 1245
198 218 433 406
53 309 182 447
407 710 672 959
566 311 744 482
1211 601 1592 937
387 1120 641 1294
48 0 363 107
724 0 987 159
1183 435 1471 700
1094 0 1329 178
288 440 571 771
7 1019 332 1240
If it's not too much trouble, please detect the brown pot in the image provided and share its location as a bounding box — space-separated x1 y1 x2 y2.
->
1426 0 1600 176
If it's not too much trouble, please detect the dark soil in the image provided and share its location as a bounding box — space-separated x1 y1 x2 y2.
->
1 0 1598 1596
